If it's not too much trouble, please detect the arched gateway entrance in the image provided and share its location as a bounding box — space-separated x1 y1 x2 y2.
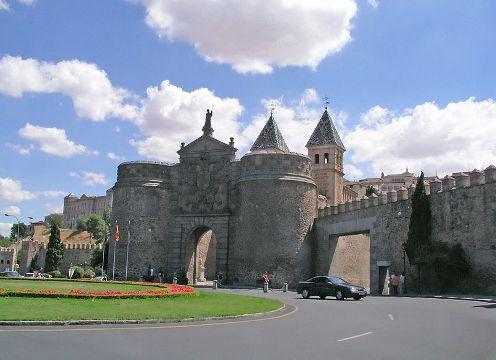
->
185 226 217 284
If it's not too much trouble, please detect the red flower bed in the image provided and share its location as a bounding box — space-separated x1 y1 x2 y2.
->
0 281 196 299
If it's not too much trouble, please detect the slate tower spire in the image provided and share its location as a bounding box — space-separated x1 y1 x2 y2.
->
250 114 290 153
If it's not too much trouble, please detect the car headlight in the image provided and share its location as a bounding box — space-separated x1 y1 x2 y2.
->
350 287 358 293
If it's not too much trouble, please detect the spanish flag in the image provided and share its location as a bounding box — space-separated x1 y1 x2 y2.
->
114 222 119 242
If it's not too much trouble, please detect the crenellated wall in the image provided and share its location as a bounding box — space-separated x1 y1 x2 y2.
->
315 166 496 294
0 247 15 272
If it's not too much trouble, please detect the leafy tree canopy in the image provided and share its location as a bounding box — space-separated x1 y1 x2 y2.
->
45 214 63 228
0 235 13 248
10 223 29 240
365 185 378 197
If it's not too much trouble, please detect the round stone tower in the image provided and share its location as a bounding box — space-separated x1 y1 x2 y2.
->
229 115 318 286
110 161 172 280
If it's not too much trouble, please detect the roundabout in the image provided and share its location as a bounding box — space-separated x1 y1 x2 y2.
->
0 279 282 322
0 289 494 360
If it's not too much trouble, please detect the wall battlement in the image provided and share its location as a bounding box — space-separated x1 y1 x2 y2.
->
318 165 496 218
0 247 14 253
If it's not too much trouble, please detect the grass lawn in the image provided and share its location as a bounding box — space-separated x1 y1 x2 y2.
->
0 278 160 292
0 291 283 321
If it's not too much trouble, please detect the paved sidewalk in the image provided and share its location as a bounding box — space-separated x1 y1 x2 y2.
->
384 294 496 303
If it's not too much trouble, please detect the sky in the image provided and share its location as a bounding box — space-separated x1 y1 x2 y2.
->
0 0 495 235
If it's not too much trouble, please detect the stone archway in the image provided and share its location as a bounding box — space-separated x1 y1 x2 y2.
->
185 226 217 284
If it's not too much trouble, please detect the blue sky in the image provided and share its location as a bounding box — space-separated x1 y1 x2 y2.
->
0 0 495 233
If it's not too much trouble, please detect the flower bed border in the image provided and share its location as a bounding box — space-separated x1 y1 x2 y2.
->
0 278 197 299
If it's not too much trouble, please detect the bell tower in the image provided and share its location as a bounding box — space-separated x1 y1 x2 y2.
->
306 108 346 206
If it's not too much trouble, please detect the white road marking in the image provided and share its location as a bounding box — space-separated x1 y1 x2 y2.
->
388 314 394 321
338 331 373 342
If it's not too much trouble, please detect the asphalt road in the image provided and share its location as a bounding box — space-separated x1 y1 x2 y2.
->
1 289 495 360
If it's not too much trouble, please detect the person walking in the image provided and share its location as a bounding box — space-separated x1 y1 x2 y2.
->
399 272 406 296
263 271 270 292
391 272 399 296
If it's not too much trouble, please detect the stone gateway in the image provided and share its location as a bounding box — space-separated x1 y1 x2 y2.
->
109 109 496 292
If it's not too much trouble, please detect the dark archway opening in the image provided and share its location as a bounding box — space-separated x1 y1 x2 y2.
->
185 226 217 284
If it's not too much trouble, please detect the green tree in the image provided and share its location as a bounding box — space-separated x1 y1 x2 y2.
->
44 224 65 272
90 241 109 273
45 214 63 228
77 214 106 242
29 253 41 272
86 214 106 242
76 215 89 231
10 223 29 240
0 235 13 248
405 172 432 292
365 185 378 197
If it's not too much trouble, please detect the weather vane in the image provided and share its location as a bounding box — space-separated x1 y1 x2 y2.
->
323 95 330 110
269 101 276 116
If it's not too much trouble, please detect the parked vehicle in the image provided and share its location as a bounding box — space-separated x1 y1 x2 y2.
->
95 276 107 281
296 276 367 300
0 271 23 278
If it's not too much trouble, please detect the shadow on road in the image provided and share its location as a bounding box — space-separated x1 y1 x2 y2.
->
472 304 496 309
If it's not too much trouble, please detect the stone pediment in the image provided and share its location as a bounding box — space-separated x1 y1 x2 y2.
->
178 135 236 160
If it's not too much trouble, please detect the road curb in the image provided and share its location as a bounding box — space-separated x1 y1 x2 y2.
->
0 303 293 327
382 294 496 303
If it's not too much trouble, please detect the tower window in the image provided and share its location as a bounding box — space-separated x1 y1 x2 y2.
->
324 153 329 164
314 154 320 164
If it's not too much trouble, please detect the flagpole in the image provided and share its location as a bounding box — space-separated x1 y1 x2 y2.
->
101 223 108 278
112 220 117 281
125 220 130 281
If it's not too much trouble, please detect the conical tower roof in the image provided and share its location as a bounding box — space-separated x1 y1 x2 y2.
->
306 109 345 150
250 114 290 153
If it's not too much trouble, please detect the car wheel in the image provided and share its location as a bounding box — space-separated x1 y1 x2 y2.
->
302 289 310 299
336 290 344 300
353 296 361 301
319 295 326 300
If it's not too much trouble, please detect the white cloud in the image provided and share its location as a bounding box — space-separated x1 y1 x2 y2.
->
0 55 138 121
5 143 33 155
130 80 243 160
0 205 21 216
18 0 35 5
138 0 358 73
345 98 496 176
361 105 389 127
18 123 96 158
68 171 109 186
344 164 364 179
0 223 12 237
0 178 36 202
130 87 346 162
107 152 125 161
367 0 379 8
0 0 9 11
81 172 109 186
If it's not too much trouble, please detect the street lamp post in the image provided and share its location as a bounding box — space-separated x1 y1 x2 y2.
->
4 214 33 272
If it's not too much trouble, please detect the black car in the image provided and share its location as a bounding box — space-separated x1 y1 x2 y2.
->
296 276 367 300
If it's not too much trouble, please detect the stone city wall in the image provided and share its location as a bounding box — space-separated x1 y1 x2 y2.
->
0 247 15 272
315 166 496 294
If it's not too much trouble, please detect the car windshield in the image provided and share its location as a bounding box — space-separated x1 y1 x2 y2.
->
328 276 348 285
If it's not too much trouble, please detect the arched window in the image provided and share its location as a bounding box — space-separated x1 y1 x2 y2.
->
6 260 10 264
324 153 329 164
314 154 320 164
